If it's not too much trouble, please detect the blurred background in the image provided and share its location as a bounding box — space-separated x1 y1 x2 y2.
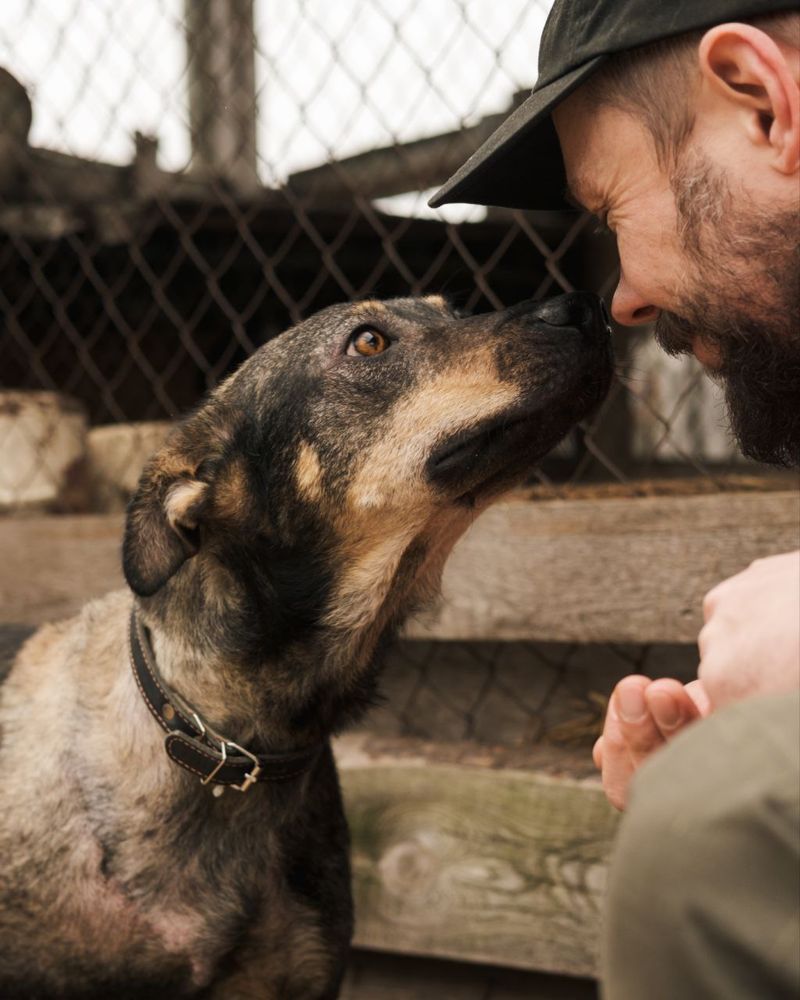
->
1 0 769 482
0 3 793 998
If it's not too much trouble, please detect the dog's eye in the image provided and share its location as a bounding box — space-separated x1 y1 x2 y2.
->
346 327 390 357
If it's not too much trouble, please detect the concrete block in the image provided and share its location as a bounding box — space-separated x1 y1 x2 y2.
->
0 391 88 511
87 421 172 511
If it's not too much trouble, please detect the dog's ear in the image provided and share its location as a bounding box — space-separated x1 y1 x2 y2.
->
123 451 211 597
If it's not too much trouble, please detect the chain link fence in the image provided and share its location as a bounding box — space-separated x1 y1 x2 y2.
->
0 4 785 989
369 637 697 750
1 0 768 508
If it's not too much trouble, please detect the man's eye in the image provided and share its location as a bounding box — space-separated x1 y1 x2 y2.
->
593 213 611 236
346 327 391 357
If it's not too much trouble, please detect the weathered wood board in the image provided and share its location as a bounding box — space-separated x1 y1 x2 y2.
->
336 735 618 978
341 947 598 1000
0 514 124 626
1 490 797 640
406 490 799 643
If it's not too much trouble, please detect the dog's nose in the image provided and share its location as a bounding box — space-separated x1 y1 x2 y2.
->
523 292 611 334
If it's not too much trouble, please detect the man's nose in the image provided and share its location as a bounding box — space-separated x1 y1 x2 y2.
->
611 273 660 327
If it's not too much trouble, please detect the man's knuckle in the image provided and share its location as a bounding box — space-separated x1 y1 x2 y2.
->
702 583 725 619
698 622 713 658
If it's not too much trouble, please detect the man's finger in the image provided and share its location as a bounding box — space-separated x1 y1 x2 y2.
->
611 675 665 761
685 678 711 716
645 678 703 741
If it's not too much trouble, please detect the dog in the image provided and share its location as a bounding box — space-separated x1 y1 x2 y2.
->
0 293 612 999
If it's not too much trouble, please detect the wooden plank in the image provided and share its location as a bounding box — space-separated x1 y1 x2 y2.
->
335 735 617 978
341 948 598 1000
286 112 508 202
405 490 800 643
0 514 124 626
0 490 797 641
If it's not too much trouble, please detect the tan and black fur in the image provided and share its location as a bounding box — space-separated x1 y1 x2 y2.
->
0 293 612 999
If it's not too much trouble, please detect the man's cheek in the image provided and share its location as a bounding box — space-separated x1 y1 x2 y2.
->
692 337 723 369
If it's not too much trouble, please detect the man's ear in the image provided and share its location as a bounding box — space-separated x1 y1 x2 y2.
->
698 23 800 174
123 451 211 597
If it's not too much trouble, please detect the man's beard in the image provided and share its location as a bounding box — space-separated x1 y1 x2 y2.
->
654 153 800 468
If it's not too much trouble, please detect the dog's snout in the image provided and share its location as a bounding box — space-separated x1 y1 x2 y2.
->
521 292 609 334
528 294 582 327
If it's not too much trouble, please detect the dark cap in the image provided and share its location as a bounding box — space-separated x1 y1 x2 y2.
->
429 0 796 211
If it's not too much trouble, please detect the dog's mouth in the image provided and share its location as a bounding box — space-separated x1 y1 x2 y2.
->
431 411 537 477
427 373 612 505
425 295 614 504
427 408 554 504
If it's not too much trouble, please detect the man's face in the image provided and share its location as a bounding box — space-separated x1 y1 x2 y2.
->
552 94 800 467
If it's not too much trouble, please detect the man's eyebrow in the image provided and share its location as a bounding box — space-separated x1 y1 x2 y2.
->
564 179 608 218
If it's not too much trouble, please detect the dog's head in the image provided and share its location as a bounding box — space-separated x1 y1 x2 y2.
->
123 294 611 710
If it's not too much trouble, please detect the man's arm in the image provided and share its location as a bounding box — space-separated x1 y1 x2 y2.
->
594 550 800 810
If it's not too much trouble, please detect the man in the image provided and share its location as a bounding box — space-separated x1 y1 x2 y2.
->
430 2 799 997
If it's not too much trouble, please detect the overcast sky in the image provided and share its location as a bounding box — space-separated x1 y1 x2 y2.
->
1 0 552 219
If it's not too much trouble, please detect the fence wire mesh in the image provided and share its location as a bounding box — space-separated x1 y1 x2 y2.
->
369 639 697 751
1 0 767 510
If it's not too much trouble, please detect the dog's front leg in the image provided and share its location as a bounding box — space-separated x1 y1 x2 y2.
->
206 910 347 1000
207 971 281 1000
208 964 345 1000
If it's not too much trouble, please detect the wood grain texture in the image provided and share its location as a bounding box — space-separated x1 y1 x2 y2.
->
0 514 124 625
1 491 797 640
335 734 618 978
405 490 800 643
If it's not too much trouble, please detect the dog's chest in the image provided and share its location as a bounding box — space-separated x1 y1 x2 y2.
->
68 841 224 989
76 861 332 996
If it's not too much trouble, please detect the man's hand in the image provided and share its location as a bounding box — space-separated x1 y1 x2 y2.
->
594 551 800 811
699 551 800 709
593 676 710 810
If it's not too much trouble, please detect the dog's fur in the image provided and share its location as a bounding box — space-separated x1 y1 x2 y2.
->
0 294 612 999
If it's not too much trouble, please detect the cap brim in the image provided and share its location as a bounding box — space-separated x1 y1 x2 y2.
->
429 56 605 212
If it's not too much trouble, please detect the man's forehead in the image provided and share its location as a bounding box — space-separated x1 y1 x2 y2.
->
552 97 609 212
556 90 669 214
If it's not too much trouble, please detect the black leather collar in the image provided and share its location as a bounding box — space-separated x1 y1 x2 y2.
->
128 609 322 793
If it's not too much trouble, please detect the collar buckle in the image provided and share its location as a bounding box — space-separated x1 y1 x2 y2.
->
225 739 262 792
200 738 228 787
